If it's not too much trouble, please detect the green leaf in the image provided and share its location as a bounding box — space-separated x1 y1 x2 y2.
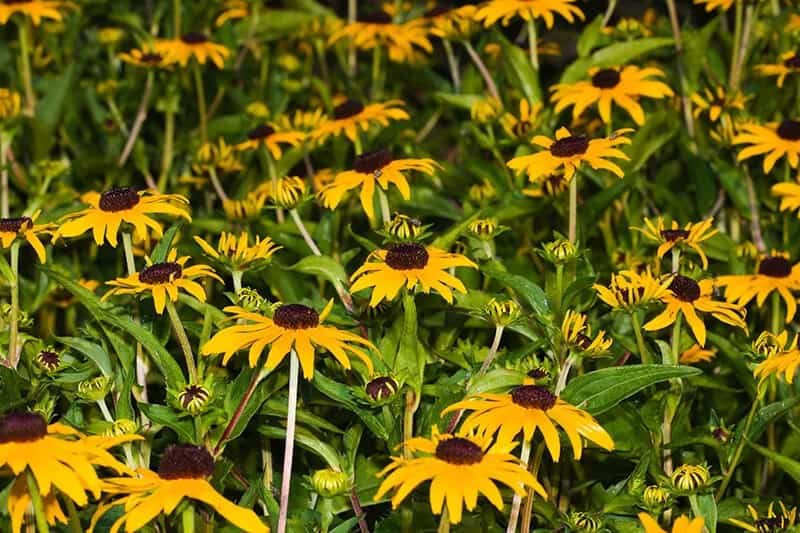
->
139 404 195 443
262 399 343 435
433 92 481 110
56 336 113 377
690 494 717 533
483 264 550 317
396 293 424 390
286 255 347 285
561 365 701 415
560 38 674 83
576 16 605 57
150 223 183 263
259 425 342 470
748 441 800 483
500 36 542 103
312 372 390 441
728 396 800 462
34 65 78 159
467 369 526 395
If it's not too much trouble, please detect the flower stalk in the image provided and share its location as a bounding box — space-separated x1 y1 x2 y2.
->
8 241 20 367
506 439 532 533
277 350 300 533
165 299 198 384
17 20 35 116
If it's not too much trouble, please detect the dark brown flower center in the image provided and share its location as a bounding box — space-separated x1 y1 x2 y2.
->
366 376 397 400
247 124 275 140
527 368 550 379
754 516 790 533
3 0 33 4
36 351 60 371
425 5 453 17
158 445 215 480
513 120 533 137
181 32 209 45
99 187 140 212
333 99 365 120
550 136 589 158
358 12 392 24
668 275 700 302
179 385 210 409
784 54 800 69
0 216 31 233
353 148 393 174
777 120 800 141
434 437 484 465
273 304 319 329
758 256 793 278
591 68 621 89
0 412 47 443
511 385 557 410
575 333 593 350
660 229 690 242
138 262 183 284
385 243 429 270
140 53 164 64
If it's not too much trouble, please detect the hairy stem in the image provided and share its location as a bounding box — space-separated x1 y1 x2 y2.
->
165 299 198 384
506 439 532 533
214 368 268 455
463 41 499 101
118 72 154 167
277 351 300 533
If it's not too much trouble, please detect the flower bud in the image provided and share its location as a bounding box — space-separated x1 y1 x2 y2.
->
569 512 603 532
78 376 113 401
467 218 499 240
386 214 423 241
671 464 710 492
0 88 21 121
468 180 495 204
178 384 212 415
541 238 578 264
365 376 397 401
97 27 124 45
104 418 139 437
272 177 307 209
246 102 270 119
470 97 502 123
236 287 267 312
311 468 350 497
642 485 670 507
484 298 522 327
36 350 61 373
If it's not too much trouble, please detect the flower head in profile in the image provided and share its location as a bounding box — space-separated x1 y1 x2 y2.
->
523 173 570 198
632 217 718 269
193 232 281 273
350 243 477 307
594 269 671 311
728 501 797 532
328 10 432 63
680 344 716 365
753 330 797 359
443 383 614 461
55 187 190 247
643 274 746 346
771 178 800 218
374 427 546 524
215 0 249 26
103 249 222 314
715 252 800 323
424 4 478 40
154 33 231 68
755 51 800 88
192 138 243 176
733 120 800 173
508 127 632 183
0 210 53 263
500 98 543 140
474 0 585 29
639 513 704 533
0 88 21 120
753 331 800 384
0 411 139 533
92 445 268 532
235 124 304 160
223 190 268 222
690 85 749 122
561 310 612 356
201 299 375 379
311 99 409 144
319 148 438 221
550 66 673 126
119 46 171 69
0 0 74 26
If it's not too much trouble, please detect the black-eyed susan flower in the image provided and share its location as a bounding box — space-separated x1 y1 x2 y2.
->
500 98 543 140
385 213 425 241
470 96 503 123
715 252 800 323
235 124 304 159
328 11 432 64
752 330 796 359
424 4 478 40
561 310 612 356
443 383 614 461
523 173 570 198
755 52 800 88
643 275 746 346
8 476 67 533
0 211 52 263
474 0 585 29
594 269 672 311
56 188 190 247
733 120 800 173
550 66 673 126
102 249 221 314
728 502 797 532
631 217 718 269
92 445 268 532
690 85 749 122
753 345 800 384
201 299 375 379
192 138 243 176
268 176 307 210
374 427 546 524
350 243 477 307
0 88 21 119
274 109 326 138
311 99 409 144
318 149 438 221
118 46 171 69
771 178 800 217
0 0 72 25
193 232 280 274
222 190 268 222
154 33 231 68
0 411 139 533
680 344 716 364
508 127 632 183
639 513 704 533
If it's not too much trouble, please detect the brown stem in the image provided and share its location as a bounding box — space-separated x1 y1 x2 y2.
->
118 73 154 167
214 368 266 456
463 41 499 101
348 488 370 533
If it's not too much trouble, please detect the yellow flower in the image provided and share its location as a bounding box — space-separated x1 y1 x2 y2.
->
631 217 718 269
102 249 222 314
97 27 124 45
192 138 243 175
92 445 268 532
474 0 585 29
0 411 139 533
715 252 800 323
215 0 249 26
550 66 673 126
639 513 704 533
523 173 570 197
508 127 632 183
643 275 746 346
374 428 546 524
193 232 281 273
269 176 307 209
733 120 800 173
679 344 716 364
319 149 438 221
594 269 672 311
0 210 52 263
328 11 432 63
201 299 375 379
311 99 409 144
385 213 424 241
771 178 800 217
754 51 800 88
443 384 614 461
273 108 326 136
500 98 542 139
470 97 503 123
690 85 749 122
754 347 800 384
484 298 522 327
350 243 477 306
728 502 797 532
0 0 73 26
118 46 171 69
222 190 268 221
788 14 800 33
603 15 654 39
55 188 190 247
424 4 478 40
561 310 612 356
154 33 231 68
235 124 304 159
0 88 21 120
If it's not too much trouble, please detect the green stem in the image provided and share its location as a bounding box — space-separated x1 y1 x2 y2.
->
64 497 82 533
193 64 208 142
526 17 539 71
671 247 680 274
263 148 284 223
554 264 564 315
214 368 268 455
8 241 20 367
377 188 391 226
207 166 228 203
121 232 136 276
159 109 175 191
729 0 744 90
631 312 651 364
370 45 383 100
520 443 545 533
106 96 129 136
670 313 682 365
770 291 782 334
165 299 198 384
232 270 243 293
17 19 35 115
277 350 300 533
437 509 450 533
716 385 765 500
181 503 195 533
442 40 460 92
568 175 578 244
1 135 9 219
173 0 182 36
353 133 363 155
462 41 499 101
26 470 50 533
289 208 322 256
